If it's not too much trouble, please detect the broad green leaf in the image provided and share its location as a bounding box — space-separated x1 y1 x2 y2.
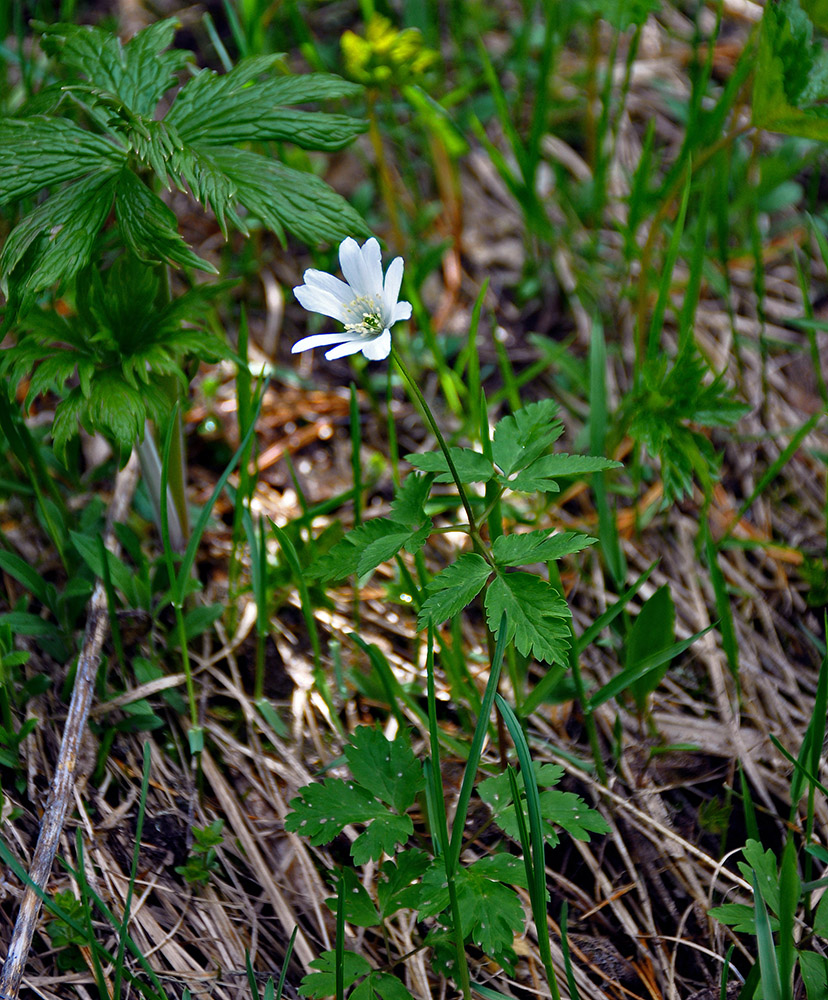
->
416 553 491 628
115 170 217 273
204 146 370 245
312 516 430 583
492 400 564 477
753 0 828 140
625 584 675 711
166 59 364 148
344 726 424 814
1 167 119 316
484 572 571 665
377 850 430 918
39 19 190 115
814 886 828 937
0 118 124 207
299 950 371 999
499 453 622 493
324 867 377 927
351 973 417 1000
405 447 494 484
492 529 596 568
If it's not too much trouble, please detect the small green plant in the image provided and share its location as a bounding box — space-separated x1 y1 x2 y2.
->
175 819 225 885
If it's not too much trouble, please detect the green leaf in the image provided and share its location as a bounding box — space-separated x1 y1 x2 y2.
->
115 170 218 273
0 612 62 639
741 839 782 914
183 603 224 641
1 168 118 317
799 950 828 1000
356 523 431 578
405 448 493 484
39 19 189 115
625 584 676 711
417 865 523 965
344 726 424 815
312 515 430 583
753 0 828 140
351 973 417 1000
492 400 564 477
285 778 387 844
389 473 432 528
814 885 828 937
499 453 622 493
203 146 370 245
325 867 377 927
708 902 767 934
70 530 136 603
167 58 364 149
0 549 57 611
377 850 430 918
0 118 124 207
467 853 529 889
285 775 414 865
484 572 571 665
478 762 609 848
491 529 596 568
299 950 371 999
352 813 415 866
416 553 491 628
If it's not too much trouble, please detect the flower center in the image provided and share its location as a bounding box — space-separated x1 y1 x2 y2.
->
344 294 384 336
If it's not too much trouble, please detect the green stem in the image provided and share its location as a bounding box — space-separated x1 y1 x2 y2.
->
391 346 490 561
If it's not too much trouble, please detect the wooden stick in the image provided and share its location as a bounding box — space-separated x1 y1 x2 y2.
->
0 451 140 1000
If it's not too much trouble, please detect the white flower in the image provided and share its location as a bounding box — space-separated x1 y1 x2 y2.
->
292 237 412 361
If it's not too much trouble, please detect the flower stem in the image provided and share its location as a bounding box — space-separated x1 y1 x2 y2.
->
391 346 489 559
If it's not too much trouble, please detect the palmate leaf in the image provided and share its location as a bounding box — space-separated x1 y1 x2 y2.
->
1 167 119 321
204 147 370 245
115 170 217 273
311 513 432 583
166 57 363 149
484 572 571 665
38 19 190 116
51 371 169 464
377 850 430 918
0 118 123 206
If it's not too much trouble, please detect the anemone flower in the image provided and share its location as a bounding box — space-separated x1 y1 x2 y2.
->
292 237 412 361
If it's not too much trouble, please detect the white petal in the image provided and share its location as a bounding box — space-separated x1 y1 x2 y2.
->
325 339 366 360
340 236 382 297
294 284 350 324
291 333 349 354
382 257 404 319
360 328 391 361
302 268 354 305
392 300 412 323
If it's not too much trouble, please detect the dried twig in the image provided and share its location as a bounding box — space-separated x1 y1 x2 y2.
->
0 452 140 1000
